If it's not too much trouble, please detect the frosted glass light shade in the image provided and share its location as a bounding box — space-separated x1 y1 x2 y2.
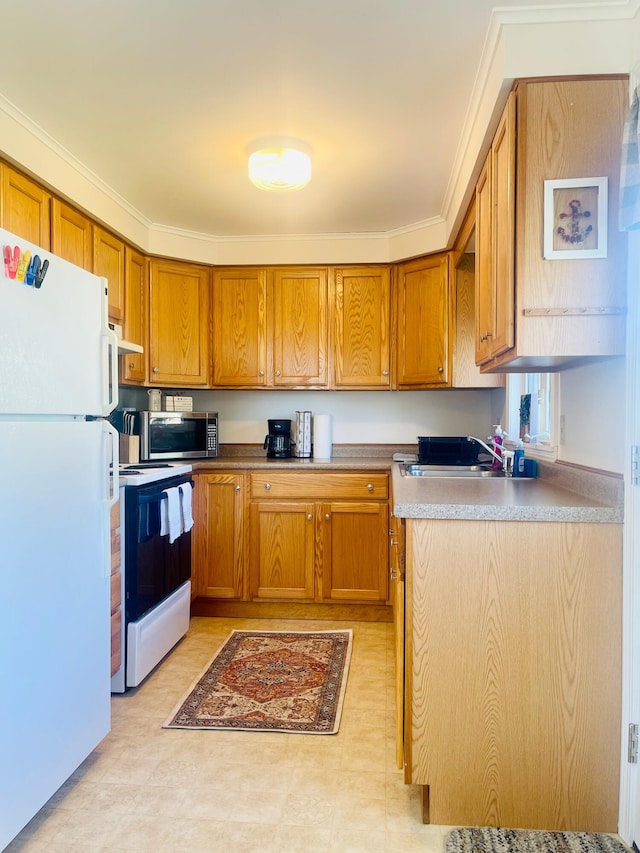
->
248 148 311 191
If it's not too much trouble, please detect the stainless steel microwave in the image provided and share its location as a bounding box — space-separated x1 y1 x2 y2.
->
139 411 218 460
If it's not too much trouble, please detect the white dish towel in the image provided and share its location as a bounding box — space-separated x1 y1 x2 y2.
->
179 482 194 533
160 487 183 543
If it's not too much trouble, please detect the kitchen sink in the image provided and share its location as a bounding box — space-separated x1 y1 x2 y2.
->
400 463 504 478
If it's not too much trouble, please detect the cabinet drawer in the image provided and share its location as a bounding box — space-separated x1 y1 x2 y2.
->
250 472 388 500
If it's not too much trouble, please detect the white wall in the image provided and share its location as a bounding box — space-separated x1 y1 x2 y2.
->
558 357 627 473
130 388 496 447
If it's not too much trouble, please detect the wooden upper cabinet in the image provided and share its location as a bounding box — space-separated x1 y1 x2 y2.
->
50 199 93 270
395 253 451 388
120 247 148 384
0 165 50 248
476 77 627 372
211 266 328 388
272 267 328 386
475 92 516 366
211 268 268 387
332 266 391 388
149 259 210 386
93 225 125 323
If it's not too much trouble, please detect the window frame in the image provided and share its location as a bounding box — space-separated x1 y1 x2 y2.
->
504 372 558 461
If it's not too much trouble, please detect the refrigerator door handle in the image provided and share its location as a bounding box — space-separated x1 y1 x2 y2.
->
99 278 119 416
104 422 119 578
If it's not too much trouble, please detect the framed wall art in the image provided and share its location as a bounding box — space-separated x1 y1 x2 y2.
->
543 176 608 260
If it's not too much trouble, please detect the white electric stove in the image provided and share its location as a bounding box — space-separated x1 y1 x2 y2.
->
118 462 192 486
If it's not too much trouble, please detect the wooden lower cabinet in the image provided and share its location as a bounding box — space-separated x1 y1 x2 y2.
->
404 517 622 832
192 472 245 600
250 500 316 600
109 500 122 678
249 472 389 604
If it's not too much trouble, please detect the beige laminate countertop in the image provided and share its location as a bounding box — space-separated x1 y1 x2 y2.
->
190 445 624 524
391 463 623 523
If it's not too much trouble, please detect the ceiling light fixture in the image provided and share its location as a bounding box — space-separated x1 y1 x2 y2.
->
248 146 311 192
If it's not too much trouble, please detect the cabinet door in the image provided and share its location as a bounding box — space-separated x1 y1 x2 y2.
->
396 253 450 387
272 267 328 386
475 156 494 365
149 259 210 386
211 268 268 387
333 266 391 388
50 199 93 270
193 473 245 600
249 501 315 600
93 225 125 323
320 501 389 602
491 91 516 358
0 165 50 248
120 247 147 384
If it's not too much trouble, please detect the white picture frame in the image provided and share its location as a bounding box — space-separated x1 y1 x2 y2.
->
543 176 608 260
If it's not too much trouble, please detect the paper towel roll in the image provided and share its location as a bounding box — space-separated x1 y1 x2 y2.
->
313 414 332 460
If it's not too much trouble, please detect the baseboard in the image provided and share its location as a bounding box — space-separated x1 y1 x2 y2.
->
191 597 393 623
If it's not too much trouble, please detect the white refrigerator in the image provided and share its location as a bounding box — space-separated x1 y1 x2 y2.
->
0 227 119 850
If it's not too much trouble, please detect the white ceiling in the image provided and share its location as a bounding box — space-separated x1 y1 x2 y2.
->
0 1 633 243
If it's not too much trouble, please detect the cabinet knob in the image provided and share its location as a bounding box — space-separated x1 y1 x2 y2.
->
264 483 271 490
153 367 159 374
382 369 389 376
390 538 398 546
438 366 443 373
390 569 399 581
235 485 241 491
367 483 374 492
259 369 265 377
275 369 281 377
307 513 313 521
128 362 135 369
325 513 330 520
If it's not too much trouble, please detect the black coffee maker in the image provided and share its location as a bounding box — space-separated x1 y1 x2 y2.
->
264 419 293 458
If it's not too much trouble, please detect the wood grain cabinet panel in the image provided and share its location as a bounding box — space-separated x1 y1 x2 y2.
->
272 267 328 386
250 500 316 600
93 225 125 323
192 472 246 600
249 471 389 605
109 500 122 678
211 268 267 386
149 259 210 386
0 164 50 248
51 199 93 270
395 253 451 388
120 247 148 384
404 517 622 831
319 500 389 602
476 77 627 372
332 266 391 388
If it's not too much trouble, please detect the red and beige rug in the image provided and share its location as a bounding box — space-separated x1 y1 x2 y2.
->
163 629 353 734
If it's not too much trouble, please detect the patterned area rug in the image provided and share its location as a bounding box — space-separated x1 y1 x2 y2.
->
163 629 352 734
446 827 629 853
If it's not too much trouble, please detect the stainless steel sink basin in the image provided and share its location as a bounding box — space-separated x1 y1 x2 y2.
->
400 463 503 478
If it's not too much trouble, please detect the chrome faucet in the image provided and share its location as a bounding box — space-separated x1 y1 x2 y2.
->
467 435 505 468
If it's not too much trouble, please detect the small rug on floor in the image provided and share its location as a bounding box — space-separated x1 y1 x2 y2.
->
446 827 629 853
163 629 352 734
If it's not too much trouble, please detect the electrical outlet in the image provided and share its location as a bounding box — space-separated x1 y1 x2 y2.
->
559 414 566 445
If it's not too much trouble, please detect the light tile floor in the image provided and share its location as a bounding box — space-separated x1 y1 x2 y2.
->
7 617 453 852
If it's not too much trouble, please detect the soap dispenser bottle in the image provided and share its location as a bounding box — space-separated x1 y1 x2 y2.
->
491 425 503 470
513 439 525 476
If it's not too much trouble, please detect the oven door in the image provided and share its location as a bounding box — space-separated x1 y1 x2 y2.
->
124 475 192 623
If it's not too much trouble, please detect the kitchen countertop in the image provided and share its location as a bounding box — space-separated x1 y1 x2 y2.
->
391 461 623 523
190 444 624 524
